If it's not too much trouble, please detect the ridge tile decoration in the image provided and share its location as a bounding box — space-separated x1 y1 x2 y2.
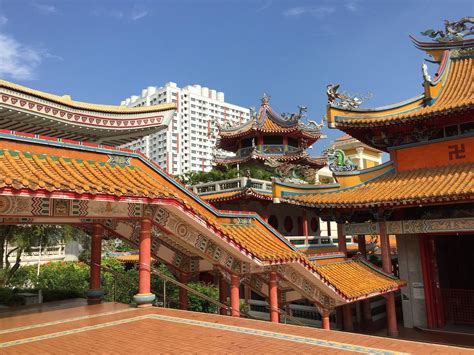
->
282 163 473 208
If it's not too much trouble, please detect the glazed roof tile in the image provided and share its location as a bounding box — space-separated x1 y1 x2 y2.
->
283 163 473 208
333 57 473 128
313 258 405 299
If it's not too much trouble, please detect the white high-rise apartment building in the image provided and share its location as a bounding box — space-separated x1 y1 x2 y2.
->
120 82 250 175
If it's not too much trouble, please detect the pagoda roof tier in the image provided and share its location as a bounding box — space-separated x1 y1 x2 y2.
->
325 39 473 151
278 162 473 209
201 188 273 203
0 131 405 306
217 96 323 151
0 80 176 146
214 149 326 169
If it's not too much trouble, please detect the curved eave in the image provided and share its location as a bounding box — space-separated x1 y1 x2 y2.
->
326 48 458 130
0 87 176 145
201 188 273 203
280 162 474 209
0 80 176 114
215 152 325 168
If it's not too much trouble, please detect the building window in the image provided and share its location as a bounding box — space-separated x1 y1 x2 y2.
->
268 215 278 230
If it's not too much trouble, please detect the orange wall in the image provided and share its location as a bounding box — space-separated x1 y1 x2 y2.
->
392 136 474 171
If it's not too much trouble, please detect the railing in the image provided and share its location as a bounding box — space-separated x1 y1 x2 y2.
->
194 177 272 195
6 244 66 263
286 236 356 248
441 288 474 325
235 145 302 158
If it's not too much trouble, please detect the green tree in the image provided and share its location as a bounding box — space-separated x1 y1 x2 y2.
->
0 225 86 287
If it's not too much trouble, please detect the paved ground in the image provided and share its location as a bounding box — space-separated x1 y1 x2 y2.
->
0 301 472 354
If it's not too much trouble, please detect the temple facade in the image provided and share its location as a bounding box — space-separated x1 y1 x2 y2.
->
0 80 404 333
274 33 473 333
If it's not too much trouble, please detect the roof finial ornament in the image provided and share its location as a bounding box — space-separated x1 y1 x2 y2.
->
421 17 474 42
326 83 370 110
281 105 308 122
422 63 432 84
261 93 270 106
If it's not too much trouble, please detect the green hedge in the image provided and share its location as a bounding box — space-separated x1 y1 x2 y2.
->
3 260 219 313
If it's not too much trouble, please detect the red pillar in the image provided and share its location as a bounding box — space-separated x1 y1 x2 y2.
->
357 234 367 258
302 211 309 245
380 221 399 337
179 273 189 311
342 305 354 331
219 275 228 315
321 308 331 330
269 271 279 323
133 218 156 307
87 224 104 304
337 223 347 256
230 274 240 317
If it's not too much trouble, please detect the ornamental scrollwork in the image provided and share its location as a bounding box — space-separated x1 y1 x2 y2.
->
421 17 474 42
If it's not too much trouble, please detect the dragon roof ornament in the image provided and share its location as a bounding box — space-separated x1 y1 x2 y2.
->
421 16 474 42
326 84 371 110
323 146 357 172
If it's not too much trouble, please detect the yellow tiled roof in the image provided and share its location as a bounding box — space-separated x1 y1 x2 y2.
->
201 189 272 202
334 58 473 128
0 79 176 114
0 149 177 198
221 224 301 261
283 163 473 208
313 258 405 299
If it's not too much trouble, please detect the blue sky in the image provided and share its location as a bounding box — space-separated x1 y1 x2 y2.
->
0 0 471 154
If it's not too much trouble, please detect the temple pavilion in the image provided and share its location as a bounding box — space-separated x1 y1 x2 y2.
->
0 79 404 332
193 96 349 255
273 33 473 335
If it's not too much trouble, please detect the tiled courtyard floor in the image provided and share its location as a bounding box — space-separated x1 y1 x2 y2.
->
0 300 472 354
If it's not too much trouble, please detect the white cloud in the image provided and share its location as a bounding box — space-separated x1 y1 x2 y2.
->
34 3 57 15
130 5 148 21
282 6 336 18
93 5 149 21
0 15 8 26
345 1 359 12
0 33 50 80
256 0 272 13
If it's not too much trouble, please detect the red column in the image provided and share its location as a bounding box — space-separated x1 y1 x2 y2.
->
302 211 309 245
87 224 104 304
357 234 367 258
230 274 240 317
219 275 228 315
337 223 347 255
269 272 279 323
321 308 331 330
133 218 156 307
342 305 354 331
179 273 189 311
257 135 264 152
380 221 399 337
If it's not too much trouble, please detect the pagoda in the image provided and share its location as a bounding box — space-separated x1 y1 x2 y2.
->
214 94 325 172
273 19 474 336
193 95 340 255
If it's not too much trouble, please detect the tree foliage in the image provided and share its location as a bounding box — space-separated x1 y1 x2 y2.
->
0 225 86 287
178 165 274 185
